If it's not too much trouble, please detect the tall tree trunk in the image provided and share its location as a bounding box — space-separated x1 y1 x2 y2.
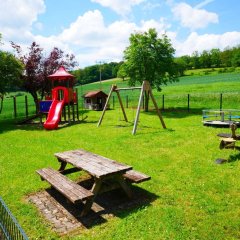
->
144 91 149 112
29 91 39 113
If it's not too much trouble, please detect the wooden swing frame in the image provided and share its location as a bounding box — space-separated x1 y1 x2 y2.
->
97 81 166 135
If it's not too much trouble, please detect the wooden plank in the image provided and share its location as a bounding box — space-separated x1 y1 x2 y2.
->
73 149 131 171
36 168 93 203
55 149 132 178
149 89 166 129
97 85 115 127
132 81 144 135
116 90 128 122
123 170 151 183
115 87 142 91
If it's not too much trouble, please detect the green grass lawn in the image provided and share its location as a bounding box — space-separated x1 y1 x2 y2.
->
1 71 240 239
1 108 240 239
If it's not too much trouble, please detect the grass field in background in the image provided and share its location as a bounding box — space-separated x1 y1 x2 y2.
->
2 72 240 121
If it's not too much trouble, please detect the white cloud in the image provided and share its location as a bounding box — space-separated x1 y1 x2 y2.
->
91 0 145 15
0 0 45 46
172 2 218 30
54 11 170 66
174 31 240 56
195 0 215 9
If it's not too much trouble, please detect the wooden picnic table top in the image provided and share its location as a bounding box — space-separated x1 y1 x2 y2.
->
54 149 132 179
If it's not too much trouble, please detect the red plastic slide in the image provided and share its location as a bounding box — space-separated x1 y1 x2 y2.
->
44 87 69 130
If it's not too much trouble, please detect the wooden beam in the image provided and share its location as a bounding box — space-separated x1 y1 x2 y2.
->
115 87 142 91
116 90 128 122
97 85 116 127
132 82 145 135
149 89 166 129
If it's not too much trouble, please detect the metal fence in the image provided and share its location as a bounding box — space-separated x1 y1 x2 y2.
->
0 197 28 240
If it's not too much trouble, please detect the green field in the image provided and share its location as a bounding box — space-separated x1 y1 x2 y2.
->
2 72 240 121
1 72 240 239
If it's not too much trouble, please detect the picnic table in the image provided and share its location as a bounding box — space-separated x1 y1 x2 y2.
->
37 149 150 216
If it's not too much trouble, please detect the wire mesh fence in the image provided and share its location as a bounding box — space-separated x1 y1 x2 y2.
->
0 197 28 240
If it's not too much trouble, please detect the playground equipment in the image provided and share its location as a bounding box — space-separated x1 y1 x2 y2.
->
203 109 240 127
40 66 79 130
43 86 69 130
97 81 166 135
215 123 240 164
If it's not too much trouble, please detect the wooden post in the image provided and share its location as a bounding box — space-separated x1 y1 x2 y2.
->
116 90 128 122
132 82 145 135
67 81 71 123
142 95 145 109
98 85 115 127
63 106 66 121
187 94 190 112
220 93 223 111
149 90 166 129
112 96 115 109
72 103 75 122
25 95 28 118
13 96 17 119
162 95 165 110
75 89 79 121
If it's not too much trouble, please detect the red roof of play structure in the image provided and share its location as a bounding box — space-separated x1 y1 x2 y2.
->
48 66 74 80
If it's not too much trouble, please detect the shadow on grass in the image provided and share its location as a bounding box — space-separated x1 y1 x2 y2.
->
228 152 240 163
0 110 94 133
34 177 158 231
142 107 203 119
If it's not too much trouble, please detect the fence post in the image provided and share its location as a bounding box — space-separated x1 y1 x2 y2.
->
13 96 17 119
220 93 223 111
162 95 165 110
187 94 190 112
25 95 28 118
75 88 79 121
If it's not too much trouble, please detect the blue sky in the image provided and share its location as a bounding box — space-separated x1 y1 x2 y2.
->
1 0 240 67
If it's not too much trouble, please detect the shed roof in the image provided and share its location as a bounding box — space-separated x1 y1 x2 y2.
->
84 90 108 98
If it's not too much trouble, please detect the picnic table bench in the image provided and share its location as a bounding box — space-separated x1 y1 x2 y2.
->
37 149 150 216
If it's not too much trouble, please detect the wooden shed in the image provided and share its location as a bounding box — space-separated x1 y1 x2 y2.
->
84 91 108 110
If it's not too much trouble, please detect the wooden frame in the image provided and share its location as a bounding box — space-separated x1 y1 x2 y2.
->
97 81 166 135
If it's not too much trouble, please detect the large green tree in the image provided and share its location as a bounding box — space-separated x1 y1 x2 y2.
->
0 35 23 113
123 28 178 111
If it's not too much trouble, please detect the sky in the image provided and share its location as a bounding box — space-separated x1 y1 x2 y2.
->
0 0 240 67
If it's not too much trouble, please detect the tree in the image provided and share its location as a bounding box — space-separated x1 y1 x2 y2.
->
123 28 178 111
210 48 221 67
117 63 128 81
174 57 188 76
11 42 77 111
199 50 211 68
0 35 23 113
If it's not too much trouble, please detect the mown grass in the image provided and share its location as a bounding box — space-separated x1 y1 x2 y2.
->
1 71 240 239
1 108 240 239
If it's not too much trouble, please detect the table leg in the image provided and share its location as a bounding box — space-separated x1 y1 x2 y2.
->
115 175 133 199
58 160 67 172
81 178 102 217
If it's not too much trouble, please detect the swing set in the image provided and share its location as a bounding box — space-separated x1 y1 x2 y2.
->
97 81 166 135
